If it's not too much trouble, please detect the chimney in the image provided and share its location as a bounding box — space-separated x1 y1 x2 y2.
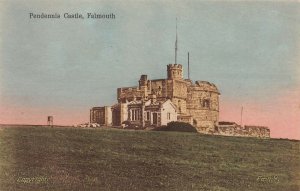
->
150 94 157 103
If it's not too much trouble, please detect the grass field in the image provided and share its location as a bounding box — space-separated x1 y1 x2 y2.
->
0 125 299 191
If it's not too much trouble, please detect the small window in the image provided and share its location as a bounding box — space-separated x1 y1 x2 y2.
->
132 110 135 121
146 112 150 121
136 109 140 120
167 113 171 120
202 99 210 108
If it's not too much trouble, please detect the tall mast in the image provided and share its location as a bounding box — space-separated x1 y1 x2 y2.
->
240 106 243 127
175 18 178 64
188 52 190 80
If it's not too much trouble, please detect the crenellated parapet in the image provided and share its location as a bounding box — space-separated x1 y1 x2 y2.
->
117 87 144 103
167 64 183 80
167 64 183 69
191 81 220 94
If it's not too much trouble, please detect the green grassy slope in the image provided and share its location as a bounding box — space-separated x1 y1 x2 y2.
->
0 125 299 191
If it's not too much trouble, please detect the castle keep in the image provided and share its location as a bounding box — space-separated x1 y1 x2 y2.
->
90 22 270 138
91 64 219 132
90 64 270 138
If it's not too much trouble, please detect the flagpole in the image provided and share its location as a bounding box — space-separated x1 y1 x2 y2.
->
188 52 190 80
175 18 178 64
240 106 243 127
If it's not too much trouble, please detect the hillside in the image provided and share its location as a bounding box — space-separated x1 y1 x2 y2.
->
0 125 299 191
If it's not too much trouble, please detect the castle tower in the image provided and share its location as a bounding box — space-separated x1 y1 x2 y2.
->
167 64 183 80
139 75 148 87
139 75 149 98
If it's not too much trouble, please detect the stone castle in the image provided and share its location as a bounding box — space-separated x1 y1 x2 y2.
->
90 64 270 138
90 24 270 138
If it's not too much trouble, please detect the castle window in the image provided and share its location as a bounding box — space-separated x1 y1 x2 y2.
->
131 109 140 121
202 99 210 108
135 109 140 120
134 110 136 120
178 100 182 113
146 112 150 121
132 110 135 121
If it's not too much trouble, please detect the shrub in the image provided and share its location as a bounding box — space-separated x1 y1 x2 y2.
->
153 121 197 133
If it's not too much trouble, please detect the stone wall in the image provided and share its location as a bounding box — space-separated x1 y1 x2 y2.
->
217 122 270 138
150 79 167 98
172 80 188 99
177 115 193 125
117 87 144 103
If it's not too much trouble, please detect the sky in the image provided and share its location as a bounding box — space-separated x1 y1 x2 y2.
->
0 0 299 139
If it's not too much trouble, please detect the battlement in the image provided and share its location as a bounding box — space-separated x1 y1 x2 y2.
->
167 64 183 80
192 81 220 93
167 64 183 69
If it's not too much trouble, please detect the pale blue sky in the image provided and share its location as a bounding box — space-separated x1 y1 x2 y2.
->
0 0 299 111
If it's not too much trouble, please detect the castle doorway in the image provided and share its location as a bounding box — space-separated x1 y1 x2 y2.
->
152 113 158 125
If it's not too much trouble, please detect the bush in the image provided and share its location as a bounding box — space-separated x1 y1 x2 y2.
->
153 121 197 133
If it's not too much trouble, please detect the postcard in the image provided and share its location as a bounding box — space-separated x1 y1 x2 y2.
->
0 0 299 190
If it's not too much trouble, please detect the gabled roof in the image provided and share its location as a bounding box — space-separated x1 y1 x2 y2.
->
127 99 177 111
127 100 142 105
161 99 177 110
128 100 152 106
